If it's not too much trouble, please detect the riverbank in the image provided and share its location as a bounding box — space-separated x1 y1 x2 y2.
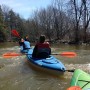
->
0 41 90 49
50 39 90 45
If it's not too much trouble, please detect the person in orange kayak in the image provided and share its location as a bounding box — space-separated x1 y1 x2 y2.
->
32 35 51 58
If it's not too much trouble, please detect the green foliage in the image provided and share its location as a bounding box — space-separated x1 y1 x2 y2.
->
0 5 6 42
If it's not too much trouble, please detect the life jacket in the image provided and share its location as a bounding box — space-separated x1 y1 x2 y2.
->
24 41 30 50
36 42 51 58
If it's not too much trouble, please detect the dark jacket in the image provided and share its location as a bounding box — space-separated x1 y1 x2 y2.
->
32 42 51 58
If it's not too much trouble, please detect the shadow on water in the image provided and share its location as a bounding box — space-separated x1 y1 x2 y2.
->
0 42 90 90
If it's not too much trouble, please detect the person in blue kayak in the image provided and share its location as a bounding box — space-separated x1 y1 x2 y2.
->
24 36 31 49
24 35 29 41
19 36 31 53
32 35 51 58
19 38 25 52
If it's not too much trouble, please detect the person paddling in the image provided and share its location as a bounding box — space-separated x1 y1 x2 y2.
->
19 38 25 52
24 36 31 50
19 36 30 53
32 35 51 58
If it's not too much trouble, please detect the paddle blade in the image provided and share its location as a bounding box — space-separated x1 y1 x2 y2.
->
3 52 21 58
11 29 20 38
67 86 82 90
60 52 77 58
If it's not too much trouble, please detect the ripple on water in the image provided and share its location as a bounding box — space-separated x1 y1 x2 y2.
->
65 63 90 74
0 45 90 90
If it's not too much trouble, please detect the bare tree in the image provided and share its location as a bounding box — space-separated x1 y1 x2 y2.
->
82 0 90 43
68 0 90 43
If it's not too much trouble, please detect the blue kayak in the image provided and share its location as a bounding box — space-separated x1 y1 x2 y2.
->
20 46 31 53
26 49 66 76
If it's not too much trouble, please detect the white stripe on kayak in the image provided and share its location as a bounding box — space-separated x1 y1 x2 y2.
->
75 72 83 86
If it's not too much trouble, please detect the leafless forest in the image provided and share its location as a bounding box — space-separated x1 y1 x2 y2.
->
0 0 90 44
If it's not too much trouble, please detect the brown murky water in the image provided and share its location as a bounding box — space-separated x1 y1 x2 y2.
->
0 43 90 90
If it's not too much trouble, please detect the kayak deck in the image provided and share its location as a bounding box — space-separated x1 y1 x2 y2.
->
26 49 66 76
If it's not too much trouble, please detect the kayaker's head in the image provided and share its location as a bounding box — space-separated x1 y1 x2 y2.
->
24 35 29 41
21 38 24 42
39 35 45 43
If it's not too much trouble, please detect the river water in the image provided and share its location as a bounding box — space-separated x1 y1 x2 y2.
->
0 42 90 90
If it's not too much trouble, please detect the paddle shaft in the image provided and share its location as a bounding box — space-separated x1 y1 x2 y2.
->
65 69 75 72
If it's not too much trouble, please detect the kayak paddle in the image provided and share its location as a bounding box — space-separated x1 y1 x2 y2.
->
52 52 77 58
3 52 21 58
11 29 20 38
3 52 77 58
3 52 75 73
67 86 82 90
65 69 75 72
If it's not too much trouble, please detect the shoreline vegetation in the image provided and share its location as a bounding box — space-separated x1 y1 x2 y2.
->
0 40 90 47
